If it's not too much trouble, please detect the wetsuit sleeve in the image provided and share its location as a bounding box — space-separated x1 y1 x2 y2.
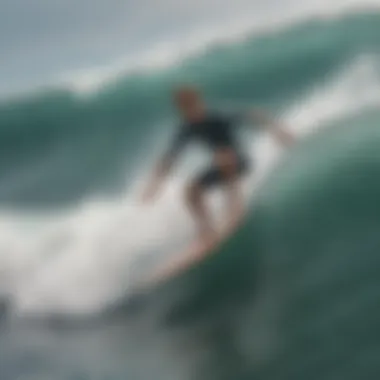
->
227 109 264 131
164 127 191 162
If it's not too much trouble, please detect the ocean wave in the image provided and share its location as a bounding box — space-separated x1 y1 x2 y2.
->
0 46 378 318
1 11 378 208
0 11 378 154
39 1 380 96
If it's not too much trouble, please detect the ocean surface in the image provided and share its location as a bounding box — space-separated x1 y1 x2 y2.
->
0 5 380 380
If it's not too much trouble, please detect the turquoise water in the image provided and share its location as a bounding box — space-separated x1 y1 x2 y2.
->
0 10 380 380
0 12 378 206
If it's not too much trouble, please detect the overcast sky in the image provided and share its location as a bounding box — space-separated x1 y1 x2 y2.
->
0 0 378 95
0 0 265 93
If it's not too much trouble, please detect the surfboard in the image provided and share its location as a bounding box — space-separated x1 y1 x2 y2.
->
145 216 243 288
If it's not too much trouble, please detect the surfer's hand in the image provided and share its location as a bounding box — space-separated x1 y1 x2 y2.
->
274 127 295 147
141 183 159 203
141 188 154 203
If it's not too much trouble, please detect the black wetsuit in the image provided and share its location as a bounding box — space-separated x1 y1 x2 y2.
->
166 111 250 188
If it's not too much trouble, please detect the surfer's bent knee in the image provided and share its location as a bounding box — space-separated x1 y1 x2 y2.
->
185 181 203 205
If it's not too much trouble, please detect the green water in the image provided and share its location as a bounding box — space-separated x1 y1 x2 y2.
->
0 10 380 380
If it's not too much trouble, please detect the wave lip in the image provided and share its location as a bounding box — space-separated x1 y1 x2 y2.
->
1 1 379 101
60 3 380 96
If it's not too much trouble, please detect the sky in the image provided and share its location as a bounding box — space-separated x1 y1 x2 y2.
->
0 0 379 95
0 0 266 93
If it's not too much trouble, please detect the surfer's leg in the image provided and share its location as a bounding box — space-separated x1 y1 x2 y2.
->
185 180 216 245
185 157 248 244
222 157 250 231
224 178 244 231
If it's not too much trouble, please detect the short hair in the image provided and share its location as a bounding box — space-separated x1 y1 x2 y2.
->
173 84 201 101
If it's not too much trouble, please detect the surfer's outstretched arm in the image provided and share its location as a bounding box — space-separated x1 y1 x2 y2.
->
141 155 174 202
248 108 295 147
142 127 190 202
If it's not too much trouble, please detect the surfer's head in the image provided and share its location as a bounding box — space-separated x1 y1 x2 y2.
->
173 85 205 121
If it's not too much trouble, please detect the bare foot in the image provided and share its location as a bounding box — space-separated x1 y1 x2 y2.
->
199 228 219 250
223 208 245 236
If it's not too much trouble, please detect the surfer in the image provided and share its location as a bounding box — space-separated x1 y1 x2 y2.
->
142 86 294 248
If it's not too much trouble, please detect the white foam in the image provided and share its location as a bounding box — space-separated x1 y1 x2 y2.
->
255 54 380 174
0 54 379 317
285 54 380 134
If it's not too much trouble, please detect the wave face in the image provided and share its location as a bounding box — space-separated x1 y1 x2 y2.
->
0 11 378 206
0 9 380 380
